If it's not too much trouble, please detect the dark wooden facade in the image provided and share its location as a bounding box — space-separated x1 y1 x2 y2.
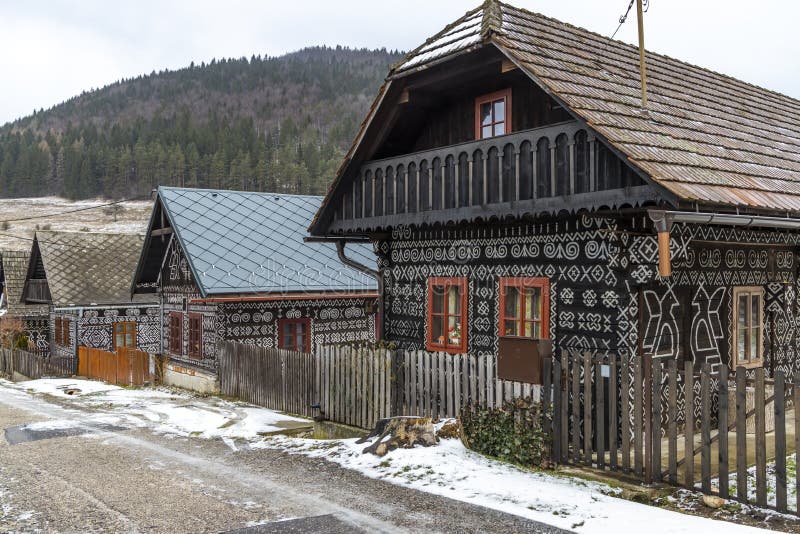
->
49 306 160 360
376 218 800 377
158 238 378 373
310 15 800 388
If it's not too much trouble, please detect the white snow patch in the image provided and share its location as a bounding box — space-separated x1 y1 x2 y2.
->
23 378 121 397
22 419 82 431
7 378 309 443
255 436 771 534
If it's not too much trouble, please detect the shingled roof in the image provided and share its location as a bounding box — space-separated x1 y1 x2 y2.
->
312 0 800 232
138 187 377 297
0 250 48 317
32 231 154 307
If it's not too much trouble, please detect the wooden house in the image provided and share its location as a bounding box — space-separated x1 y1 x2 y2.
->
132 187 379 393
21 231 160 361
0 250 50 351
310 0 800 383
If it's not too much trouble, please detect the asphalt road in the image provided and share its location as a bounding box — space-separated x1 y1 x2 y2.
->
0 384 567 534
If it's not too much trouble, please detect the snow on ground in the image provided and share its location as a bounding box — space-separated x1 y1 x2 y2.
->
3 378 308 443
1 377 779 532
716 455 799 513
22 378 121 397
254 436 772 534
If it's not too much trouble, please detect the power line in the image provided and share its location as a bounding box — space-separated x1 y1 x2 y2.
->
611 0 650 40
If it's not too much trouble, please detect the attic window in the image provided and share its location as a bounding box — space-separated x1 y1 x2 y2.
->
475 89 512 139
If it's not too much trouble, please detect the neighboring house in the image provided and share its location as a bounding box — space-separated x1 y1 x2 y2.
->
132 187 379 393
21 231 160 361
309 0 800 382
0 249 49 351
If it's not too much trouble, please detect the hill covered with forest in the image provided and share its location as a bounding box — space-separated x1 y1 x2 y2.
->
0 46 402 199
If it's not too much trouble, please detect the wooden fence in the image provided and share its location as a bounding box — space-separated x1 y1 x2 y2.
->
0 347 74 380
219 342 318 419
549 351 800 517
218 342 539 429
77 346 151 386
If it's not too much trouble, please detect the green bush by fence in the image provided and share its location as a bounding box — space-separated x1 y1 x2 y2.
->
461 396 551 468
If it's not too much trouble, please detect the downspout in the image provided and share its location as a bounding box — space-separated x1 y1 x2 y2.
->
336 241 384 341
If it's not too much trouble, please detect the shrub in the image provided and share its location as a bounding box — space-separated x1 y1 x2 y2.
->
461 396 551 468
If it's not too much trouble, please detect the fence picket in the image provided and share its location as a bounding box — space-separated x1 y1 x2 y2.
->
621 353 630 472
668 359 678 485
608 356 617 470
584 352 592 465
595 361 604 469
775 371 787 514
651 358 661 482
736 367 747 502
794 384 800 514
684 360 694 490
634 353 642 477
755 368 767 507
553 357 562 462
700 363 711 494
718 366 729 499
571 353 580 463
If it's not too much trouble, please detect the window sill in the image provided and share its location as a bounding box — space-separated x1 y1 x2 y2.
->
425 343 467 355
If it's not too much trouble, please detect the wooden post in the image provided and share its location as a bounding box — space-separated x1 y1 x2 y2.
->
668 359 678 485
755 367 767 507
775 371 787 513
609 356 618 470
584 352 593 465
560 352 569 463
634 351 643 477
553 357 562 463
644 352 653 484
635 0 649 109
651 357 661 482
596 360 605 469
700 363 711 494
621 353 631 472
736 367 747 502
572 353 580 463
684 360 694 490
794 384 800 514
718 366 729 499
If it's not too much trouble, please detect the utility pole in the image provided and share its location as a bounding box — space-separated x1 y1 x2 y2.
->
636 0 648 110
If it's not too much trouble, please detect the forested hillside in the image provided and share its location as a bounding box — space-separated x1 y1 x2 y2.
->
0 46 402 199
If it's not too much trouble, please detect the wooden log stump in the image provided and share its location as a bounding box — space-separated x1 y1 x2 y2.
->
359 417 437 457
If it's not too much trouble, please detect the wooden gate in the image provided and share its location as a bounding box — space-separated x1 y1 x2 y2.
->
77 346 150 386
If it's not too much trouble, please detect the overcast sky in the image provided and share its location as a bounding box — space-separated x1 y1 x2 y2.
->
1 1 798 125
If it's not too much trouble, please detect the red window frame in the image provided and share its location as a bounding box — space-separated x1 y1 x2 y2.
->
188 313 202 360
168 312 182 355
498 277 550 339
113 321 136 350
278 318 311 353
475 88 512 140
426 277 468 354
